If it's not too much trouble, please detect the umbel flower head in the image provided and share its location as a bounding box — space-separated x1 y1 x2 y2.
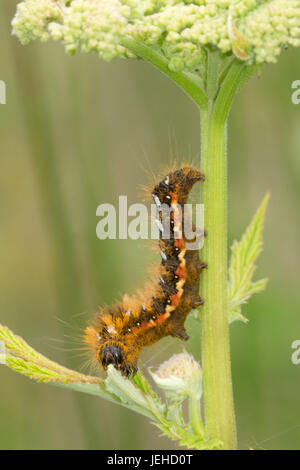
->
12 0 300 72
149 352 202 402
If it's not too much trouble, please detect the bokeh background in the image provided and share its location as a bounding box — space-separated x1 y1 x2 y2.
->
1 1 300 450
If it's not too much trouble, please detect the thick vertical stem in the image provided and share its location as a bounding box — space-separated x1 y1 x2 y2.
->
200 106 237 449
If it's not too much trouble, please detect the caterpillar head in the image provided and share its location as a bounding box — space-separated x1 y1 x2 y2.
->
98 341 138 378
84 324 138 378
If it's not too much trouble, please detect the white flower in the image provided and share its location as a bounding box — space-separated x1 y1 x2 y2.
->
149 352 202 402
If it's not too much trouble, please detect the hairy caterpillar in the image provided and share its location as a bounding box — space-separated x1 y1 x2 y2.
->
84 166 206 377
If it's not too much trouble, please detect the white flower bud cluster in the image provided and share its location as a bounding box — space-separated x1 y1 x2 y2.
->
12 0 300 70
12 0 63 44
149 353 202 401
235 0 300 63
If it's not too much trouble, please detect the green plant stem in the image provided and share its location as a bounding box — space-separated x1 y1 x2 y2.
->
189 395 205 436
200 105 236 449
121 37 208 109
199 59 255 450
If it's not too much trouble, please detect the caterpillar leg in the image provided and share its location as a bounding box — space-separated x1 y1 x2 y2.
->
123 365 138 378
191 297 205 308
171 327 190 341
198 261 208 270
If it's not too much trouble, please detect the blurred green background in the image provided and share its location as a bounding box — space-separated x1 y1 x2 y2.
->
1 1 300 450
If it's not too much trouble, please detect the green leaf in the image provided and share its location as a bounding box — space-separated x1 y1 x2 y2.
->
132 370 158 399
105 366 166 420
0 323 164 421
165 402 185 427
228 193 270 323
0 323 101 384
155 419 223 450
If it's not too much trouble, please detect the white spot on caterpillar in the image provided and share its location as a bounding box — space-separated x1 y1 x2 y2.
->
107 325 117 335
153 195 161 207
160 251 167 261
160 276 165 284
125 310 132 317
165 176 169 185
